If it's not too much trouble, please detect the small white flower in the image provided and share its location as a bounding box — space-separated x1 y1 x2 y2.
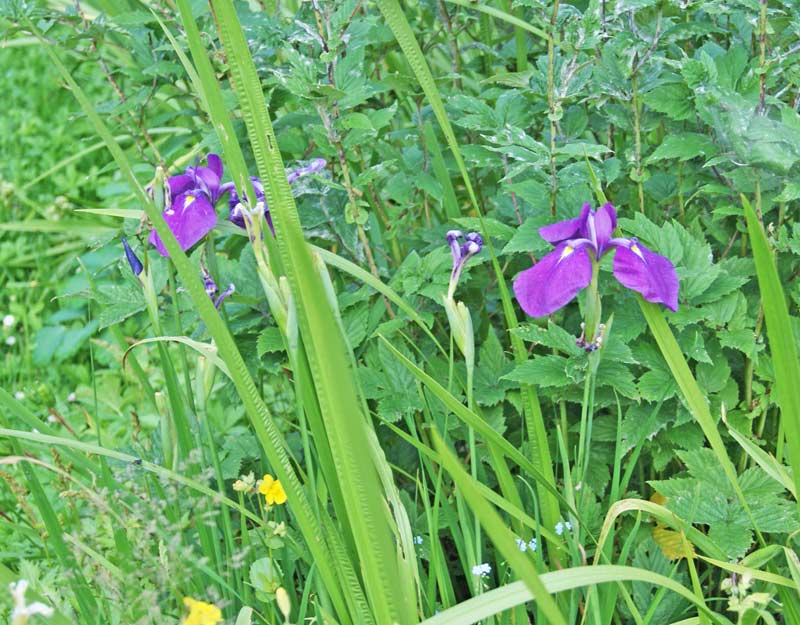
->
10 579 54 624
6 335 16 346
565 521 573 532
413 535 423 545
555 522 565 536
471 563 491 577
515 537 527 552
14 391 25 401
66 392 77 403
528 538 538 552
3 314 15 328
46 415 57 423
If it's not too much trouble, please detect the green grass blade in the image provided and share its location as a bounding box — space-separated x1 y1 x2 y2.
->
209 2 416 622
431 429 567 625
29 21 354 624
742 194 800 505
639 299 762 539
374 0 560 535
418 564 732 625
443 0 548 40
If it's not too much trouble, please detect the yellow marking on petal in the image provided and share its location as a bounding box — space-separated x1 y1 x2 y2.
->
559 245 574 260
183 194 196 209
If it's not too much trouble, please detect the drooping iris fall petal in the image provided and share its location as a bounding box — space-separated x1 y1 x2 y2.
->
148 192 218 257
612 241 679 312
513 242 594 318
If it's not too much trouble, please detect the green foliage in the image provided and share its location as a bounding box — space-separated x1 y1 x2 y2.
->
1 0 800 623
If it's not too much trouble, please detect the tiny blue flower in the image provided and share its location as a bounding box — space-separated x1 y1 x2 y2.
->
413 535 424 545
471 563 491 577
528 538 538 552
515 538 527 552
555 522 565 536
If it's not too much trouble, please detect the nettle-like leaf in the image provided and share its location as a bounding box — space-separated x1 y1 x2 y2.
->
650 448 800 558
474 329 514 407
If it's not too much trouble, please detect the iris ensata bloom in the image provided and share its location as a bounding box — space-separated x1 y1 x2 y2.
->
446 230 483 299
513 203 678 318
148 154 224 257
222 158 327 232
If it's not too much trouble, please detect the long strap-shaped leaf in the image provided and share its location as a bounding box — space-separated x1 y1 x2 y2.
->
742 195 800 506
209 3 416 623
374 0 560 536
431 430 568 625
639 299 763 540
416 563 731 625
31 22 356 625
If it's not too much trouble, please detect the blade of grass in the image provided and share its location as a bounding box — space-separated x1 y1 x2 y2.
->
742 194 800 506
431 429 567 625
30 22 356 625
209 2 417 622
374 0 560 536
417 564 731 625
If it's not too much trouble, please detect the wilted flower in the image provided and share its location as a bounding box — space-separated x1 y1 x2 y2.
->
200 257 235 309
471 563 492 577
222 159 327 232
513 203 678 317
258 474 287 506
10 580 53 624
149 154 225 257
182 597 222 625
233 472 255 492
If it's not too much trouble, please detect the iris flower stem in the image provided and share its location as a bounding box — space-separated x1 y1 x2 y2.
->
631 74 645 214
546 0 561 217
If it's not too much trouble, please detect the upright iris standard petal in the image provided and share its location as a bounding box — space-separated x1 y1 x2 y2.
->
148 192 218 257
185 154 223 202
612 240 679 311
513 242 593 317
539 203 592 244
593 202 617 255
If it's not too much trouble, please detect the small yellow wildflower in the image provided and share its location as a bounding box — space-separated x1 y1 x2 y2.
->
183 597 222 625
258 474 287 506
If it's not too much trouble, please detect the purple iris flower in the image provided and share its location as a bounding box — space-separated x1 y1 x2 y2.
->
221 158 327 232
446 230 483 299
513 202 679 317
148 154 224 257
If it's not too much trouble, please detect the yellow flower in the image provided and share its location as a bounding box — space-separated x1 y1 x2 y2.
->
183 597 222 625
258 474 287 506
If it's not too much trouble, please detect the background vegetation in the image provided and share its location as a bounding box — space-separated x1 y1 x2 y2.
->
1 0 799 624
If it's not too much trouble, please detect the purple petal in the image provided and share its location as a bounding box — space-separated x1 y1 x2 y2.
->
539 203 592 245
191 167 221 201
148 192 217 257
206 153 223 179
513 243 593 317
168 174 194 198
612 242 679 311
594 202 617 254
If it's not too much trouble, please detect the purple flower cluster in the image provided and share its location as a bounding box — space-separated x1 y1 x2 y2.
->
148 153 326 257
513 202 678 317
